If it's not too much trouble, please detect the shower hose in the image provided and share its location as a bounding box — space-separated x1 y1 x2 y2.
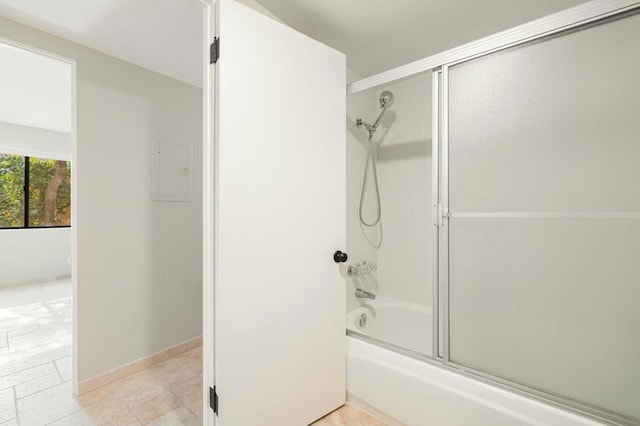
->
359 136 382 227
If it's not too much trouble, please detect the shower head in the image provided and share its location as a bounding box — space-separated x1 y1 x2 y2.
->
369 90 395 134
379 91 394 109
355 90 395 139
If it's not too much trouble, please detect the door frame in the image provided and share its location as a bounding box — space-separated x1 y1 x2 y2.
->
197 0 214 424
0 35 78 394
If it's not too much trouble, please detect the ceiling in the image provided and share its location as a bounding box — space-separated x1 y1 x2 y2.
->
0 0 591 88
0 42 71 132
256 0 589 78
0 0 204 87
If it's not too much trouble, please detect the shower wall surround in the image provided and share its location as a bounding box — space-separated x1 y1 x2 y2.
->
375 74 432 309
346 71 434 356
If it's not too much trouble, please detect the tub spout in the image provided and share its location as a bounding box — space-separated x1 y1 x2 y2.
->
355 288 376 300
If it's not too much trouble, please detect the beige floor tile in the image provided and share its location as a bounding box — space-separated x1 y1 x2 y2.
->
312 404 387 426
0 418 19 426
127 389 181 425
0 388 16 423
76 383 120 407
149 406 199 426
113 371 168 406
170 374 202 419
84 394 140 425
143 358 199 389
174 348 202 370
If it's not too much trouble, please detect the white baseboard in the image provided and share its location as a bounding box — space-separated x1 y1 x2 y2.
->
0 274 71 289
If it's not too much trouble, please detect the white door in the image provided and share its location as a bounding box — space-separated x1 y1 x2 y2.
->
213 1 346 425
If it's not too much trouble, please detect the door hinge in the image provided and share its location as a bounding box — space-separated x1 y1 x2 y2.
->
209 386 218 415
210 37 219 64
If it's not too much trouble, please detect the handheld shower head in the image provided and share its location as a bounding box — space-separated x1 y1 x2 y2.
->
379 91 394 109
355 90 395 139
370 90 395 134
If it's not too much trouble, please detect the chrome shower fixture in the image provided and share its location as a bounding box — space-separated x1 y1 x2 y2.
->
379 90 394 108
355 90 395 139
355 90 395 227
347 260 378 277
355 288 376 300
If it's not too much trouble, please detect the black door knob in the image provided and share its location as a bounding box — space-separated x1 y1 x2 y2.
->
333 250 348 263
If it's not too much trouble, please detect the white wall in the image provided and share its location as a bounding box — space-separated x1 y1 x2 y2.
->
0 121 70 160
0 41 71 132
0 16 203 382
0 228 71 285
236 0 285 23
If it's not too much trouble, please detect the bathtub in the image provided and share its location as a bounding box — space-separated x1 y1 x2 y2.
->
345 300 605 426
346 299 432 355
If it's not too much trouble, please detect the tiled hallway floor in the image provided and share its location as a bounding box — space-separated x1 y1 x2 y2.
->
0 279 73 425
0 279 203 425
48 347 203 425
0 280 385 425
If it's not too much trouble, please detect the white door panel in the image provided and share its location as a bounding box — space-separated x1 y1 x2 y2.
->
215 1 346 424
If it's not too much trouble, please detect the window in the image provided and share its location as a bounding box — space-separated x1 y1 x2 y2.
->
0 153 71 229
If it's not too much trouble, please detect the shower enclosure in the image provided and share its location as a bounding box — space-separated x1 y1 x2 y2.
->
346 4 640 425
347 71 434 356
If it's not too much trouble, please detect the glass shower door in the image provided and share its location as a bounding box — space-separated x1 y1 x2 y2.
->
445 11 640 423
346 71 435 357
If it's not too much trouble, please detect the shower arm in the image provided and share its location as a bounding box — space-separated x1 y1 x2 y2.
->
357 104 391 139
370 103 391 134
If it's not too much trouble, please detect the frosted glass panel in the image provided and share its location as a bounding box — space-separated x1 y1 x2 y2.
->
448 11 640 421
449 218 640 419
449 12 640 213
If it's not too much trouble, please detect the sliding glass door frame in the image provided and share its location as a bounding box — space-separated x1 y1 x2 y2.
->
437 10 640 426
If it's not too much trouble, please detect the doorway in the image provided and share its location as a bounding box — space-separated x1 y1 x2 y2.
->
0 37 76 422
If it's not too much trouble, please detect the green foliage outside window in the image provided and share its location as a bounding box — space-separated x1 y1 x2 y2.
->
0 153 71 228
0 154 24 227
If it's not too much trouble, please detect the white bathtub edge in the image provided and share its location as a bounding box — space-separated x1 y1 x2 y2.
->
346 336 607 426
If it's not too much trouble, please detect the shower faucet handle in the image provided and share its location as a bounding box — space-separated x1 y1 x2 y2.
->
333 250 348 263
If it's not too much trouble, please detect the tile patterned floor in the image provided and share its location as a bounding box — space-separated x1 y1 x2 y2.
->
0 280 204 425
313 405 387 426
47 346 203 425
0 280 386 425
0 280 73 425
